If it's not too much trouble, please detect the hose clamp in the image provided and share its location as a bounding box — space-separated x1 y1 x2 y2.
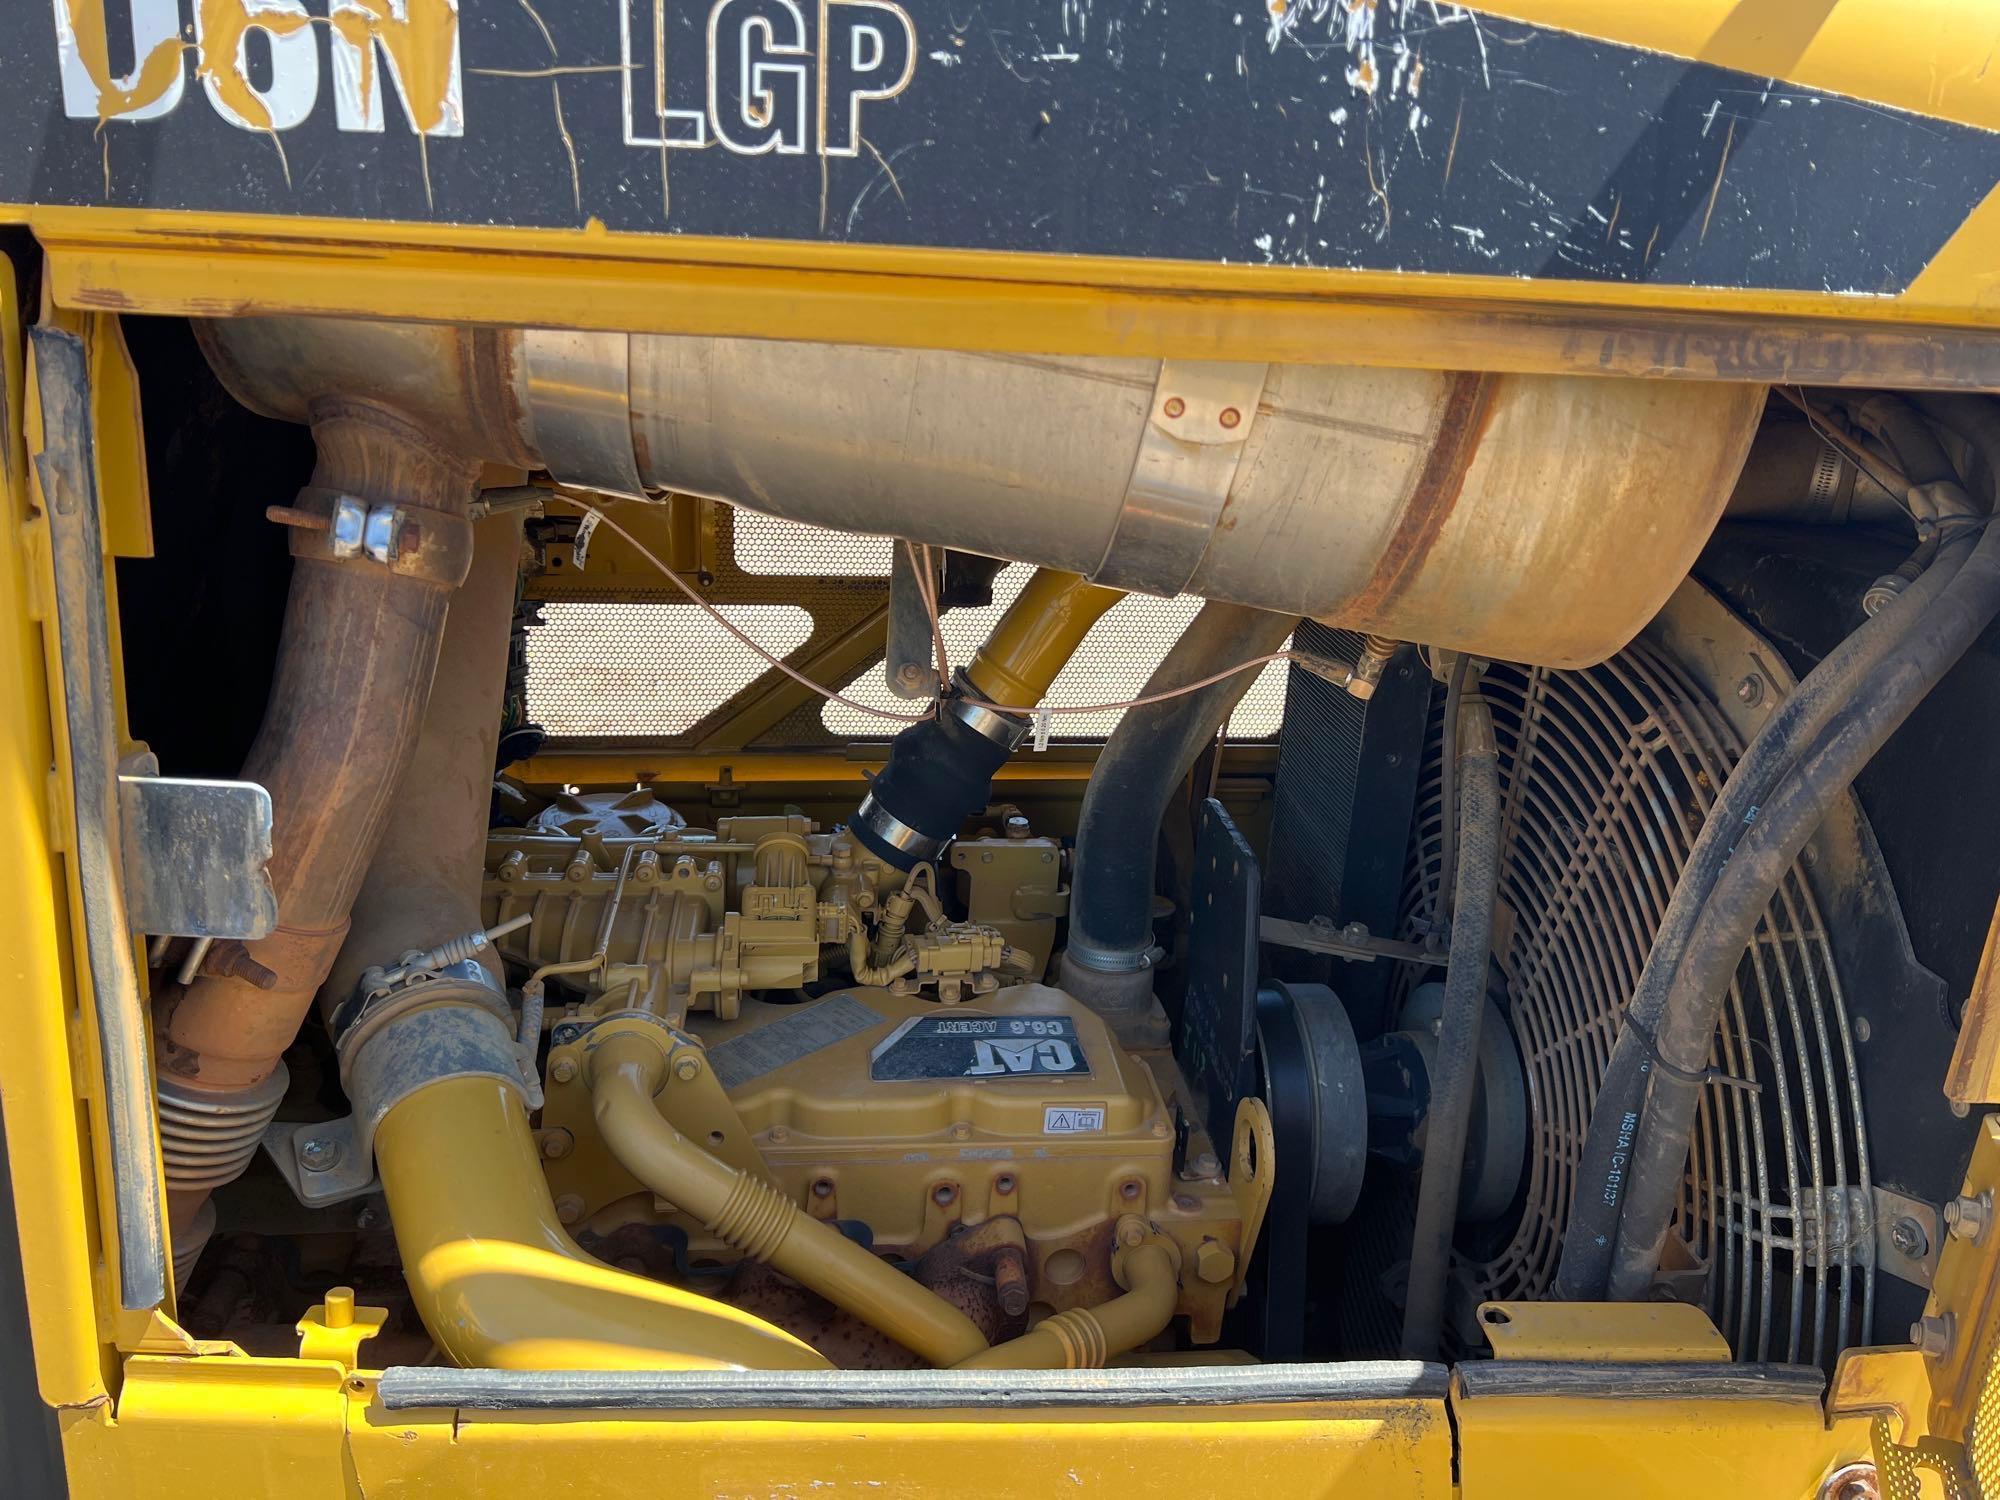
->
264 964 528 1208
1094 360 1268 597
1062 934 1160 975
944 669 1031 749
282 486 476 588
855 792 951 863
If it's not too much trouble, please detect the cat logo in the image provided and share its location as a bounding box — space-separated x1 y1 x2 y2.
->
966 1038 1078 1076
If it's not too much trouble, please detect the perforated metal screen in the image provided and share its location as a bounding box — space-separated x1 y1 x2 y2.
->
734 511 893 577
524 600 815 736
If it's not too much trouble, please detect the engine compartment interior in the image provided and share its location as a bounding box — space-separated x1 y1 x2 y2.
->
99 310 2000 1382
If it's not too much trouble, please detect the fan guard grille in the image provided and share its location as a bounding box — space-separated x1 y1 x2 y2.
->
1395 635 1876 1365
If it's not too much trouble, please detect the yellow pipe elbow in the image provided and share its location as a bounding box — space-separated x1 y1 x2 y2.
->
955 1225 1181 1370
374 1074 829 1371
589 1029 989 1367
961 568 1122 709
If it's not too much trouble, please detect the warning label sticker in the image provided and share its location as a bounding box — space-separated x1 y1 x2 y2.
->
1043 1106 1107 1134
707 994 885 1089
870 1013 1093 1082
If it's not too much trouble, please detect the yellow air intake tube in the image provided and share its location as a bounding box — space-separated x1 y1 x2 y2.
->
960 568 1123 709
854 568 1121 868
375 1073 829 1371
586 1021 991 1367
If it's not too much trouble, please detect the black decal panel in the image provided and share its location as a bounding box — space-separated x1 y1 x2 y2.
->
7 2 1997 294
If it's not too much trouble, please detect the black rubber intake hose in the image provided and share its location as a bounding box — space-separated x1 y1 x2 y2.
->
1064 602 1301 972
1600 515 2000 1300
1399 699 1501 1359
1553 532 1970 1300
854 691 1027 869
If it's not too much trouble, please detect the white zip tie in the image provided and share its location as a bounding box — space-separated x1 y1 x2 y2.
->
571 509 600 570
1032 704 1053 752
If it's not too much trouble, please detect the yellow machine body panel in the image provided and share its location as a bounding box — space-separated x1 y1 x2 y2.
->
4 2 2000 1495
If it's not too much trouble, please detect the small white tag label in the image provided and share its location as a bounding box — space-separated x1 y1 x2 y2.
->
571 510 601 570
1043 1105 1105 1134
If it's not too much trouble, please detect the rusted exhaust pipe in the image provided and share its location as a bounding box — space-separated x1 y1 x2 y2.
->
156 398 483 1276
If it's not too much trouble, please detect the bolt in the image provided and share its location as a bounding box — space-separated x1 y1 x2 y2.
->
299 1136 344 1173
1191 1152 1221 1178
1005 814 1031 840
1195 1239 1236 1285
950 1121 972 1141
1162 396 1186 419
980 851 993 864
1946 1191 1992 1244
1218 406 1242 429
355 1205 384 1231
895 662 927 689
674 1053 703 1082
812 1177 835 1199
933 1183 959 1208
1735 674 1765 707
1116 1218 1147 1249
540 1128 573 1161
554 1194 585 1226
766 1125 789 1146
993 1246 1030 1317
1150 1119 1171 1138
264 503 330 533
1172 1193 1200 1212
1890 1215 1931 1260
1910 1312 1954 1359
549 1056 578 1084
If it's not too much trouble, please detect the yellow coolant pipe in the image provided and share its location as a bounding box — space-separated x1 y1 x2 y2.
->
587 1022 991 1367
960 568 1122 708
955 1218 1182 1369
374 1073 830 1370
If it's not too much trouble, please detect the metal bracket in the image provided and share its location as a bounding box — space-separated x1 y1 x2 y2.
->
1261 913 1444 969
1094 360 1268 597
886 543 941 699
116 752 277 940
1228 1096 1275 1304
263 1113 377 1208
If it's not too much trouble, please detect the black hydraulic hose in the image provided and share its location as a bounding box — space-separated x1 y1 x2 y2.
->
1601 514 2000 1300
1553 533 1970 1298
1400 698 1501 1359
1064 601 1300 971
